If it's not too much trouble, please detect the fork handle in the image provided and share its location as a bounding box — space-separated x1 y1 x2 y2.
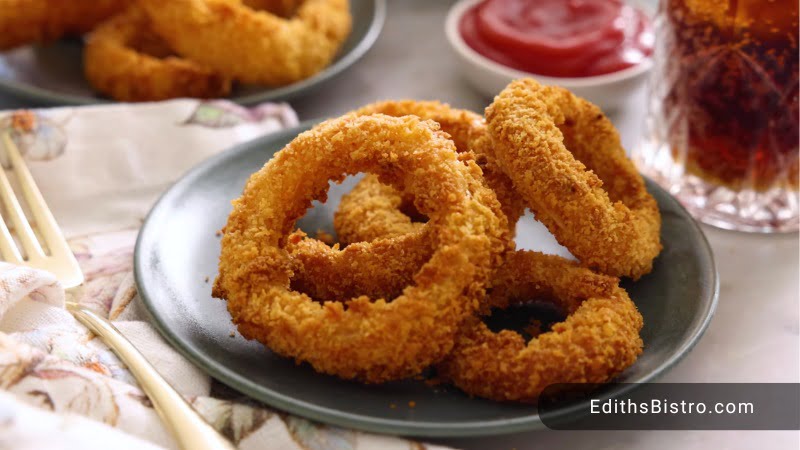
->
67 303 236 450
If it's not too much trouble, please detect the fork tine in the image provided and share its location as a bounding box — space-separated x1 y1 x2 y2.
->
2 134 61 254
0 215 22 263
0 140 44 261
1 133 83 288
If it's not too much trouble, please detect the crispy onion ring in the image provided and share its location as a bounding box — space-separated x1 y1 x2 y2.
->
286 147 510 305
351 100 485 153
138 0 352 86
83 7 231 102
333 173 426 244
334 100 524 245
486 79 661 279
437 250 644 403
288 101 516 303
0 0 129 50
214 114 507 383
285 227 437 302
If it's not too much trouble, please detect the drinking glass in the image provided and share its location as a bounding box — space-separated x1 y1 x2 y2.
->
633 0 799 232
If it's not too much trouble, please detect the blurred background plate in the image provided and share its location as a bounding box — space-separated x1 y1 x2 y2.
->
0 0 386 106
135 121 718 437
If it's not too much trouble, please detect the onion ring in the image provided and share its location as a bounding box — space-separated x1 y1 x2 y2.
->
83 7 231 102
288 101 516 304
334 100 525 245
137 0 352 86
285 227 437 302
351 100 485 153
333 173 426 244
214 114 506 383
0 0 129 50
485 79 661 279
286 147 511 306
437 250 644 403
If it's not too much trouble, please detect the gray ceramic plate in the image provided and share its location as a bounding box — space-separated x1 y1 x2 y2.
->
135 121 719 437
0 0 385 106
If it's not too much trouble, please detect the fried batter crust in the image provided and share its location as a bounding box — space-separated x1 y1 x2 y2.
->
214 114 506 383
0 0 129 50
485 79 662 279
334 100 524 245
437 251 644 403
138 0 352 85
287 149 511 307
83 7 231 102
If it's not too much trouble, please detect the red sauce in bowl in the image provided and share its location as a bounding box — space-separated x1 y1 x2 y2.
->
459 0 654 78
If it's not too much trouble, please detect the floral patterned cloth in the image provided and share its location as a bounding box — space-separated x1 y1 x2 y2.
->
0 101 453 450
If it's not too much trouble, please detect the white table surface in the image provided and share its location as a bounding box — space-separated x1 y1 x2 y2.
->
1 1 797 449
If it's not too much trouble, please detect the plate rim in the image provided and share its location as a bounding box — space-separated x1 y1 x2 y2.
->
134 121 720 437
0 0 387 106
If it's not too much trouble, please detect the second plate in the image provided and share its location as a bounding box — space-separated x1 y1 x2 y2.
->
0 0 386 105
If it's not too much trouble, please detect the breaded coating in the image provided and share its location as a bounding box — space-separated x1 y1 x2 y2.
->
466 126 527 227
137 0 352 85
287 149 512 312
334 100 525 245
437 251 644 403
83 7 231 102
352 100 484 152
485 79 662 279
286 228 434 301
333 173 425 244
0 0 129 50
214 114 507 383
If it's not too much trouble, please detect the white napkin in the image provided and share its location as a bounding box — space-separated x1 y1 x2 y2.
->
1 100 297 237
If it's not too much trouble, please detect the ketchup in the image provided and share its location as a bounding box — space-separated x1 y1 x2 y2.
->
459 0 654 78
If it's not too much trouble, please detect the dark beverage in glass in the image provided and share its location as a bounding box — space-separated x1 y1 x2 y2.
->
634 0 799 232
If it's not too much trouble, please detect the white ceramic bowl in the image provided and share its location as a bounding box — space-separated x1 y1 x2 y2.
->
445 0 654 110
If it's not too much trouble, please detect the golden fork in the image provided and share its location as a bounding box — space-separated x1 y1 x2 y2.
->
0 133 235 450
